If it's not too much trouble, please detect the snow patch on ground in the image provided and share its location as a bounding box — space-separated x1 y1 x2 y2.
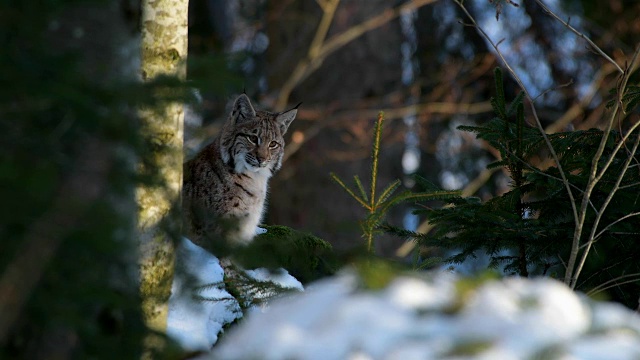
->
166 237 303 352
167 238 242 351
211 271 640 360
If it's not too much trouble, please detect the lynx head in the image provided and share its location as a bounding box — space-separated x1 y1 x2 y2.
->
220 94 298 177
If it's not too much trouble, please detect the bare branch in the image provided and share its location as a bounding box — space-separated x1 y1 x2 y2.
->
619 181 640 190
572 123 640 288
533 78 574 102
593 212 640 241
276 0 438 110
283 100 493 162
535 0 623 74
315 0 329 12
568 45 640 288
544 63 616 133
586 273 640 297
309 0 340 59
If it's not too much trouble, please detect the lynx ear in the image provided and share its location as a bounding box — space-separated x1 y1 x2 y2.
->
231 94 256 124
276 102 300 134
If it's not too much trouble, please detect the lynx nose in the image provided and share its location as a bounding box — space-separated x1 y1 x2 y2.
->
257 147 269 167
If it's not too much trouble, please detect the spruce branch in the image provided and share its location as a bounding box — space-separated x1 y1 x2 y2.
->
330 172 370 210
453 0 579 284
331 112 386 252
400 167 498 258
370 112 384 209
354 175 369 202
376 180 402 207
332 112 459 253
453 0 578 223
0 140 110 343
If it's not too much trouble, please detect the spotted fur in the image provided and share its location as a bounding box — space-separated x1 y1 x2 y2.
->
183 95 297 246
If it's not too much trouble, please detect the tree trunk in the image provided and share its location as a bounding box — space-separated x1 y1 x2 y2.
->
137 0 188 347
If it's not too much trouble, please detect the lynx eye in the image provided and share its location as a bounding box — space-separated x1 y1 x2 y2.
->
244 134 258 144
269 141 279 149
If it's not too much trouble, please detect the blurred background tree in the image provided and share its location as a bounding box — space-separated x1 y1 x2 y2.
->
2 0 640 357
0 0 231 357
0 0 148 358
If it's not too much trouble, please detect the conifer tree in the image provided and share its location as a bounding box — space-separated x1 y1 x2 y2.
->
332 112 459 254
387 67 640 307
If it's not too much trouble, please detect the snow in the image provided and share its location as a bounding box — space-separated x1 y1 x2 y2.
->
244 267 304 292
210 271 640 360
166 237 303 351
166 237 640 359
166 238 242 351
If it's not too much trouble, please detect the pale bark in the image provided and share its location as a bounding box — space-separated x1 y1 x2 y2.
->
138 0 188 341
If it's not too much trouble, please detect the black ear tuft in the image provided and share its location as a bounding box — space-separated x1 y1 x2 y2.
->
275 105 299 135
232 94 256 123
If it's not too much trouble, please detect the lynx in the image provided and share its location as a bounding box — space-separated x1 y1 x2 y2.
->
183 94 298 246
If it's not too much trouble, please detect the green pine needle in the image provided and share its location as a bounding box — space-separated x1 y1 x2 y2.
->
330 172 370 210
354 175 369 202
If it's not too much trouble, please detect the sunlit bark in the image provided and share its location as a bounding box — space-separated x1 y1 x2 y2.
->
137 0 188 347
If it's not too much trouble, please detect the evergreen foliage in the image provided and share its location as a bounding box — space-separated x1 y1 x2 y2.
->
0 1 148 357
234 225 336 284
387 68 640 308
0 0 235 357
331 112 459 253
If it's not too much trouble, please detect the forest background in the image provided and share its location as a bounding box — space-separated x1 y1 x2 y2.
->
1 0 640 358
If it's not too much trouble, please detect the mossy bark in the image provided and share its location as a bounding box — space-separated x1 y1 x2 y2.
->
137 0 188 344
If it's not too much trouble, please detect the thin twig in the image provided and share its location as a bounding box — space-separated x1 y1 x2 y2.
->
568 45 640 288
593 212 640 241
544 63 616 133
309 0 340 59
572 124 640 288
587 273 640 297
577 254 636 289
595 115 640 185
619 181 640 190
533 78 574 102
283 100 493 162
535 0 623 74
